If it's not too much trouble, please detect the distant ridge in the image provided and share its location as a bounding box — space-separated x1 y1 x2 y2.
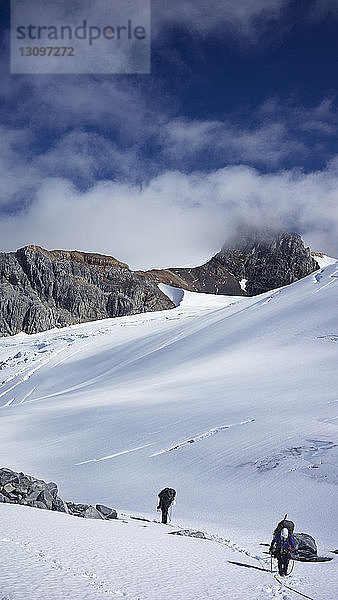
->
0 245 174 336
0 230 319 336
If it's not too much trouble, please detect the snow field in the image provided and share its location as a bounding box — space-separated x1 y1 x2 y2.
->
0 260 337 598
0 504 336 600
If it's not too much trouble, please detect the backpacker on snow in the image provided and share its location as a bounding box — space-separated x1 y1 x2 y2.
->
157 488 176 524
269 514 321 565
269 515 296 576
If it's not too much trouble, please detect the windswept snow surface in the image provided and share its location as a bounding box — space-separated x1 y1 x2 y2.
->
0 263 338 598
0 503 337 600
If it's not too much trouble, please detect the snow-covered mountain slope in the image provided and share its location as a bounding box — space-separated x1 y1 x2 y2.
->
0 262 337 561
1 503 336 600
311 254 337 269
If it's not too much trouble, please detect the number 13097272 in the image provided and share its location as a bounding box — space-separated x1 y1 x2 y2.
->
19 47 75 56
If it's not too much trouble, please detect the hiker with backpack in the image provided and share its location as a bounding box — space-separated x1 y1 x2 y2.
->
157 487 176 524
269 514 296 576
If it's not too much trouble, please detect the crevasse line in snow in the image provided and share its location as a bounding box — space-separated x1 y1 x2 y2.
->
150 419 255 456
75 442 154 466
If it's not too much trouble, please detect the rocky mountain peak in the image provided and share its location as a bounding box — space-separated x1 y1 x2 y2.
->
215 228 318 296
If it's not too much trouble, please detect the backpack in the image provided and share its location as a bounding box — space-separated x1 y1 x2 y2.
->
274 517 295 536
158 488 176 506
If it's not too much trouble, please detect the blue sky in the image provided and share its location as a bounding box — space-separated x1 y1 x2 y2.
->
1 0 338 267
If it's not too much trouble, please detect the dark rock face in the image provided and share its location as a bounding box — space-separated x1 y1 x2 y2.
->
0 467 118 521
216 229 319 296
142 260 243 296
0 246 174 336
143 229 319 297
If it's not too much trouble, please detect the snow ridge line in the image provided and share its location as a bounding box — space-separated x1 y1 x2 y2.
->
75 443 154 466
0 397 15 408
19 387 36 405
150 419 255 456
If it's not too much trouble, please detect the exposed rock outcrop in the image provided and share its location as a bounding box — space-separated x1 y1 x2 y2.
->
139 260 243 295
0 467 69 513
0 229 319 337
0 467 118 520
141 228 319 297
215 228 319 296
0 245 174 336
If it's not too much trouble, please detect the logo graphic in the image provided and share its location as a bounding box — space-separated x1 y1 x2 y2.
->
11 0 151 74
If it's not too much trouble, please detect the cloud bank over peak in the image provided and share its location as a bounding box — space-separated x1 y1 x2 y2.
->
1 163 338 270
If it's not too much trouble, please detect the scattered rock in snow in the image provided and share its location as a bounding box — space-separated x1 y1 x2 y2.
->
0 468 117 521
169 530 208 539
66 502 105 520
0 468 66 513
252 439 337 483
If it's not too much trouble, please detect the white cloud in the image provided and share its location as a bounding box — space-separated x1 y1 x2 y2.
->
34 130 139 184
162 118 306 166
1 163 338 269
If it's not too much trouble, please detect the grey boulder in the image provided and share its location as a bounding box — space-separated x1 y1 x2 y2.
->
169 530 208 539
66 502 104 520
96 504 118 519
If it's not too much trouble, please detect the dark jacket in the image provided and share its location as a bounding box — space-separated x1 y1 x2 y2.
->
158 488 176 509
270 532 296 556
